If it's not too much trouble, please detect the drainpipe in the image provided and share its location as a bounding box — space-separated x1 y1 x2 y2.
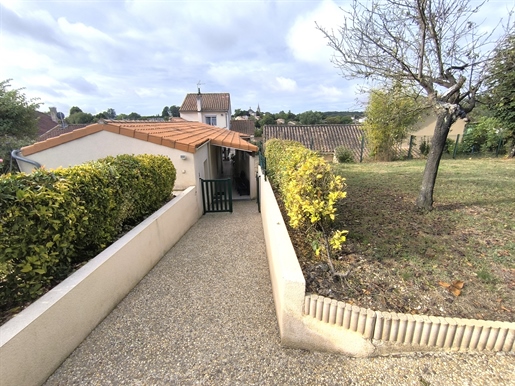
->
196 88 202 123
10 149 42 172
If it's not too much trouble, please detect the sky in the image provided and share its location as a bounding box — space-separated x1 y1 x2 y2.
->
0 0 512 118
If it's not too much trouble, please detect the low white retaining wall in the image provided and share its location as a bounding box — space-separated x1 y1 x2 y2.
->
305 294 514 355
258 168 374 356
258 167 515 356
0 186 200 386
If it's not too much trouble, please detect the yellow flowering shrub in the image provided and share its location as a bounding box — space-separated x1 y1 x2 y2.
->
265 139 348 270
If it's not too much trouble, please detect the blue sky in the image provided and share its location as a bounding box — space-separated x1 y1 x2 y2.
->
0 0 512 117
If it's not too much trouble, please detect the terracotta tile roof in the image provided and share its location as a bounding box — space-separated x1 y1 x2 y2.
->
179 93 231 112
21 120 258 156
263 124 368 160
230 120 256 136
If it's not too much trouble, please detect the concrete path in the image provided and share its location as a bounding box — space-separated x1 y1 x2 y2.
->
44 201 514 385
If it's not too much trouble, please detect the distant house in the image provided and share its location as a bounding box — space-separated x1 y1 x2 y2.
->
179 90 232 129
16 120 259 206
264 124 367 162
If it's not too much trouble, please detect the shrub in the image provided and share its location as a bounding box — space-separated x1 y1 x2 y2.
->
265 139 348 275
461 117 505 154
0 154 176 312
334 146 355 163
419 139 430 156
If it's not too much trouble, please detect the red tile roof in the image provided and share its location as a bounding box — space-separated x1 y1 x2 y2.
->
21 120 258 156
263 124 368 160
179 93 231 112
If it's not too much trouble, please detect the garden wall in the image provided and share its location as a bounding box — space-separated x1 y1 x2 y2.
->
0 186 200 386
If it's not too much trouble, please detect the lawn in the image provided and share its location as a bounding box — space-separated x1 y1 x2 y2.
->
296 158 514 322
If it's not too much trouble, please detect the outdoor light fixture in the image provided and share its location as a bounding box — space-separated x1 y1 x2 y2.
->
180 154 187 160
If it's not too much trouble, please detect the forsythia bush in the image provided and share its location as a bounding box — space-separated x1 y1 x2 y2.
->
0 154 176 313
265 139 348 269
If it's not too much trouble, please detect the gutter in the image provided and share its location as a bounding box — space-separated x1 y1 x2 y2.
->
10 149 42 171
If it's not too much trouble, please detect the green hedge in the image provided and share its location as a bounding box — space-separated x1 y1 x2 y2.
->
0 154 176 313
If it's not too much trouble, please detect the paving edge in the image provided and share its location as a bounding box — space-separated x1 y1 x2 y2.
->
257 166 515 356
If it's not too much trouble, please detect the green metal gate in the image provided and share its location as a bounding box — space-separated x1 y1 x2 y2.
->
200 178 233 214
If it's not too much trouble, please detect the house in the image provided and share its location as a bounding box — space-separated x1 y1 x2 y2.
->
398 112 467 157
36 111 59 137
16 120 259 213
410 112 467 138
179 90 231 129
263 124 367 162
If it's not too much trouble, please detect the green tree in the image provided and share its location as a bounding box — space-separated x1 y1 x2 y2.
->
127 112 141 120
69 106 83 116
317 0 511 210
298 110 324 125
169 105 180 117
259 113 276 126
67 112 94 124
161 106 170 118
363 85 423 161
486 33 515 157
0 79 40 174
0 80 40 138
105 108 116 119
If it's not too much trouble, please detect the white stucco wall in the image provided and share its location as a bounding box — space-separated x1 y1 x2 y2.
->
411 114 466 137
18 131 200 191
180 111 230 129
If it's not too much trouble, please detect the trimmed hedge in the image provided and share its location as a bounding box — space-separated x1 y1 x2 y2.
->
0 154 176 313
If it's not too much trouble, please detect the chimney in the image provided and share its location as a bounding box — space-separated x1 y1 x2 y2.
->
49 107 58 123
196 89 202 122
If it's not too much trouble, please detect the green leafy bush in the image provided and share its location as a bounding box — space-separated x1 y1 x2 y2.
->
461 117 505 154
334 146 355 163
0 154 176 313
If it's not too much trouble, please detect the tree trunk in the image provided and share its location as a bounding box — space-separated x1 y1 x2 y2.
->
416 110 455 210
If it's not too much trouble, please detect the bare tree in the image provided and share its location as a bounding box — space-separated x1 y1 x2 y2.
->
317 0 511 210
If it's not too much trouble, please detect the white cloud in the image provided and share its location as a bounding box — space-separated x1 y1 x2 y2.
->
286 0 344 66
273 77 297 92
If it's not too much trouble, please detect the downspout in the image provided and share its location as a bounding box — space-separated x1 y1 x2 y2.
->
10 149 42 172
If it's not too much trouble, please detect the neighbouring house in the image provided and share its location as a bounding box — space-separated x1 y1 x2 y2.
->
410 112 467 138
36 111 59 137
263 124 367 162
37 108 90 141
179 90 231 129
15 120 259 212
230 120 256 138
399 112 467 157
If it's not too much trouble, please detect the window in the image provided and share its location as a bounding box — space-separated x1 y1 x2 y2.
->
205 116 217 126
